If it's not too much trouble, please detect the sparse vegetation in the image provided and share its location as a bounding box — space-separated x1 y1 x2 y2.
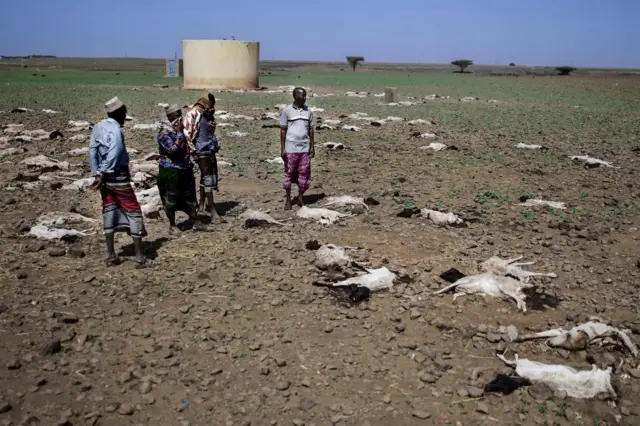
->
451 59 473 73
346 56 365 72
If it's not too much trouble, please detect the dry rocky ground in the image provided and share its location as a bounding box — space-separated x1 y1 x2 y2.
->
1 72 640 426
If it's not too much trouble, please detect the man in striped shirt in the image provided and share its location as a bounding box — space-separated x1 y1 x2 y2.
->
280 87 316 210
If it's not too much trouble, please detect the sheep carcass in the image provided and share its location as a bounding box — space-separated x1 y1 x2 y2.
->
570 155 617 169
420 143 448 152
341 125 360 132
62 177 94 191
519 199 566 210
238 209 289 227
321 196 368 211
0 148 25 158
497 354 616 399
265 157 284 164
516 320 639 357
322 142 345 151
68 147 89 156
408 119 431 125
480 255 558 283
516 143 548 150
296 206 350 225
228 131 248 137
136 187 162 217
22 155 70 172
314 244 351 270
433 273 533 312
330 267 396 292
132 123 161 131
420 208 464 226
29 212 98 240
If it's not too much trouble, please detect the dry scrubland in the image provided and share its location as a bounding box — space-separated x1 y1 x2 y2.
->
0 58 640 426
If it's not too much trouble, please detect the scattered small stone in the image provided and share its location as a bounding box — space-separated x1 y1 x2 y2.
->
299 397 316 411
382 394 391 404
410 308 422 320
139 382 152 394
7 359 21 370
67 246 86 258
486 333 502 343
117 403 135 415
104 403 119 413
476 402 489 414
249 343 261 351
324 325 334 333
179 305 192 314
142 395 156 405
275 381 290 391
42 361 56 371
528 382 553 401
0 401 11 414
411 410 431 419
275 358 287 367
40 339 61 356
59 313 78 324
83 275 96 284
331 414 343 424
260 367 270 376
48 248 66 257
467 387 484 398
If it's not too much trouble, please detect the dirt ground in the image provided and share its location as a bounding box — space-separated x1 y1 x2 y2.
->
1 62 640 426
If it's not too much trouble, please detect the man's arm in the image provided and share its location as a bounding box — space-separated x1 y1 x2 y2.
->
309 111 315 158
89 130 100 176
280 109 288 158
159 132 180 153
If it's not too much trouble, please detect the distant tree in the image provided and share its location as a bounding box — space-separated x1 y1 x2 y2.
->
346 56 365 72
451 59 473 73
556 66 577 76
509 62 516 66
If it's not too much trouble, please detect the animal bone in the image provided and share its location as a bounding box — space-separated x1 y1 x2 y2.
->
433 273 533 312
315 244 351 270
480 255 558 283
238 209 289 227
497 354 616 399
569 155 617 169
321 196 369 210
517 321 639 357
296 206 350 225
322 142 345 150
420 142 448 152
420 208 464 226
330 267 396 292
519 199 566 210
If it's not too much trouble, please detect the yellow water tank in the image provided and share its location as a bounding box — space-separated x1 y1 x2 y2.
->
182 39 260 90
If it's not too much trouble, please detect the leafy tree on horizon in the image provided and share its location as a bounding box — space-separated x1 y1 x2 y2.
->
451 59 473 73
556 66 577 76
346 56 365 72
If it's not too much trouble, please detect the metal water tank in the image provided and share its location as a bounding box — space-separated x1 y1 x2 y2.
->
182 40 260 90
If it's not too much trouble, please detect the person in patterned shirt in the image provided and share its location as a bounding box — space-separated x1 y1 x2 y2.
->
183 93 222 223
156 105 208 234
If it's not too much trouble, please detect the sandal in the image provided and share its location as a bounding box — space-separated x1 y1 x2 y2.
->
134 258 155 269
105 257 121 267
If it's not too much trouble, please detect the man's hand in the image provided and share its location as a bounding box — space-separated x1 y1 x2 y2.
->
309 147 315 159
281 149 287 161
88 174 104 191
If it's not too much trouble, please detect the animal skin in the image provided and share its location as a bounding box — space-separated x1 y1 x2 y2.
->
480 255 558 283
433 273 533 312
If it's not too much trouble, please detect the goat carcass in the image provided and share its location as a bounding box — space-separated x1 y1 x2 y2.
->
516 320 638 357
296 206 350 225
265 157 284 165
330 267 396 292
497 354 615 399
516 143 548 150
519 199 566 210
22 155 70 172
29 212 98 240
570 155 617 169
322 142 345 151
321 196 368 211
420 142 448 152
480 255 558 283
239 209 289 228
433 273 533 312
420 208 464 226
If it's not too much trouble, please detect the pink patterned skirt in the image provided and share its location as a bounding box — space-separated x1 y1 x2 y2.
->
282 152 311 193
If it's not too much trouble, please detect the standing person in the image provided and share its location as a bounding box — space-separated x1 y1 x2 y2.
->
156 104 208 234
89 97 153 268
280 87 315 210
183 93 222 223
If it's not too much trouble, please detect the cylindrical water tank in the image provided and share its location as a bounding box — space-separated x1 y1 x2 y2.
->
182 40 260 90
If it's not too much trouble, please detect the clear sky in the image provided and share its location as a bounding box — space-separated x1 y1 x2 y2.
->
1 0 639 68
